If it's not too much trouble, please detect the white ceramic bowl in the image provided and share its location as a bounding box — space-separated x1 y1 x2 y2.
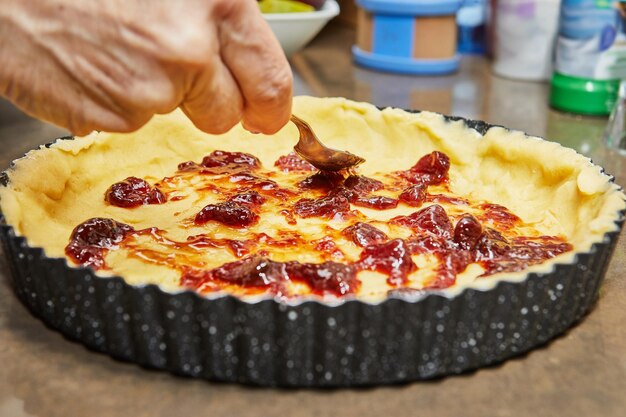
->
263 0 340 56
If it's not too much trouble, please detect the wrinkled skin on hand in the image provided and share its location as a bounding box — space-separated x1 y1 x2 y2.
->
0 0 293 135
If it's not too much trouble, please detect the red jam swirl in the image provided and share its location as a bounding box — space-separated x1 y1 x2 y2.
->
75 149 574 298
181 255 359 297
477 203 521 230
391 204 453 238
478 235 572 276
297 172 396 213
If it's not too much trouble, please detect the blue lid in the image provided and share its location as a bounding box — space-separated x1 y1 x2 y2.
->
353 46 459 75
356 0 463 16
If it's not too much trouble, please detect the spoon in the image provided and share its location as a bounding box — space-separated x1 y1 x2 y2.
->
291 115 365 172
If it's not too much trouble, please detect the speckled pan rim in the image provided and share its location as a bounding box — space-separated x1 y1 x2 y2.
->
0 112 625 387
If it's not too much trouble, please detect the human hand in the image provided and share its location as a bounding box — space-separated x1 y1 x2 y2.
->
0 0 292 136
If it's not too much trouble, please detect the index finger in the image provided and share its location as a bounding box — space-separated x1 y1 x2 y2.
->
215 0 293 134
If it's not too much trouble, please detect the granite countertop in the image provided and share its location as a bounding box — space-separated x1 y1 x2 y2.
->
0 23 624 417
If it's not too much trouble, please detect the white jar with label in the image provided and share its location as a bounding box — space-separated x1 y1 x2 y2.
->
492 0 561 81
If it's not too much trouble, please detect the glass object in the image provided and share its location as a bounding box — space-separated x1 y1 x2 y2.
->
603 79 626 155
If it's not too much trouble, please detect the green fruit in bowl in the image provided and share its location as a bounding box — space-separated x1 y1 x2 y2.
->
258 0 316 13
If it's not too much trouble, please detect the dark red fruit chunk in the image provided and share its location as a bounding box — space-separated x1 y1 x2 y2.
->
413 151 450 175
358 239 417 286
194 201 259 227
326 177 397 210
399 184 427 206
453 214 483 250
177 161 199 171
392 204 453 237
65 217 134 269
286 261 358 296
353 195 399 210
274 152 316 172
294 194 351 219
298 171 345 191
399 151 450 186
474 228 510 261
201 150 260 169
229 191 266 207
69 218 134 248
180 257 283 291
181 256 359 297
342 222 388 247
105 177 166 208
211 256 285 289
344 175 383 194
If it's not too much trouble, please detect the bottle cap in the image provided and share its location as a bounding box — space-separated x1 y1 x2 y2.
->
549 72 619 116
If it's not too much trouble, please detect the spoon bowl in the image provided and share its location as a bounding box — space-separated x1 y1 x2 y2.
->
291 115 365 171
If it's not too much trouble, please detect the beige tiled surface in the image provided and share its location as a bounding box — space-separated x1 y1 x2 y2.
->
1 22 624 417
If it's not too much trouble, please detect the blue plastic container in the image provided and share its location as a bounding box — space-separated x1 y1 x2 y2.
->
353 0 464 75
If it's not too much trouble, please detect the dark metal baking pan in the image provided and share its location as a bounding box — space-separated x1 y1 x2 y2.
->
1 114 624 387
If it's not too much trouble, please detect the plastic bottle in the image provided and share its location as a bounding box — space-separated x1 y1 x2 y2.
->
549 0 626 116
491 0 560 81
603 80 626 154
457 0 488 54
